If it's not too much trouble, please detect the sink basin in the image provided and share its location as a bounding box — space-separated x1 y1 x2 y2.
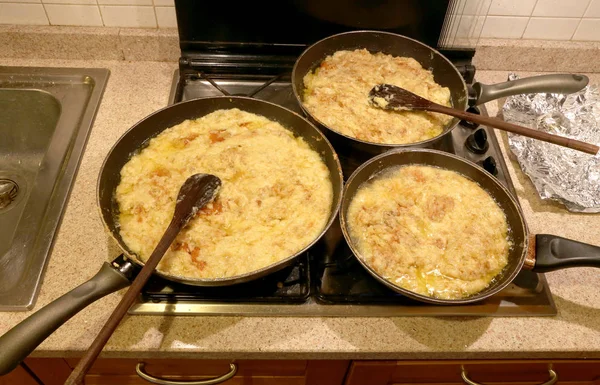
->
0 67 109 310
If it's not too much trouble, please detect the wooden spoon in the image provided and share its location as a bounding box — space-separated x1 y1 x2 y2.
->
369 83 600 155
65 173 222 385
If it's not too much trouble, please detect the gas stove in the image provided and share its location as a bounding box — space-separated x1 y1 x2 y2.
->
129 58 556 316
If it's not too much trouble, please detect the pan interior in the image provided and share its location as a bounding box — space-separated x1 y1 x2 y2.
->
98 97 343 286
292 31 468 145
340 149 527 304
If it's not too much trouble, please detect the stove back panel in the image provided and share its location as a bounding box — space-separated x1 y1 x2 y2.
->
175 0 450 54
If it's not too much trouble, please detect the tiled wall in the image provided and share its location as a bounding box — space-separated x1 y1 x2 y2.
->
453 0 600 41
1 0 600 43
0 0 176 28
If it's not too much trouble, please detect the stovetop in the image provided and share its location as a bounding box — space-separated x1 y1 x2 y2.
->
129 66 556 317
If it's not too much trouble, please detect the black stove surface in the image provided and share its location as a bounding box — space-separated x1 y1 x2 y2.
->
142 255 310 304
312 220 548 308
132 61 556 316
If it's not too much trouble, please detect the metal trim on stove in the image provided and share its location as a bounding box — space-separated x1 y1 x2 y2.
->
129 294 556 317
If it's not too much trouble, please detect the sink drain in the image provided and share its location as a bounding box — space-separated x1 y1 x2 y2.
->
0 179 19 210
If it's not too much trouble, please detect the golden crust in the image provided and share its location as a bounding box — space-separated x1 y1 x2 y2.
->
347 165 511 299
116 109 333 279
302 49 453 145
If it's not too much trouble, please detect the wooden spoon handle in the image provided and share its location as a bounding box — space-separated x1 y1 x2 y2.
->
64 221 181 385
429 104 599 155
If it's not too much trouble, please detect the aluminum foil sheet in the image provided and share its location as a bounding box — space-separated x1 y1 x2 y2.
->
503 74 600 213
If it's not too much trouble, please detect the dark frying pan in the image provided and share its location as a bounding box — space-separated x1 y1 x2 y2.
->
0 96 343 375
98 96 343 286
291 31 589 171
340 149 600 305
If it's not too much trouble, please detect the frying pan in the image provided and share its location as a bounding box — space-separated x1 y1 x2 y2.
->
291 31 589 171
0 96 343 375
340 149 600 305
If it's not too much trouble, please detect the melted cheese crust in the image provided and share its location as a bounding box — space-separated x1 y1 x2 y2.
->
347 165 510 299
303 49 453 145
116 109 333 279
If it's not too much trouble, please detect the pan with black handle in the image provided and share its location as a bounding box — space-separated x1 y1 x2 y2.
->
291 30 589 172
339 149 600 305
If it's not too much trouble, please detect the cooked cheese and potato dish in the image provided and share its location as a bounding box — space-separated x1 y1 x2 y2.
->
302 49 453 145
116 108 333 279
347 165 511 299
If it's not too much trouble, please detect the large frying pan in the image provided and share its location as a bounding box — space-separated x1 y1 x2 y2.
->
98 97 343 285
0 96 343 375
291 31 588 169
340 149 600 305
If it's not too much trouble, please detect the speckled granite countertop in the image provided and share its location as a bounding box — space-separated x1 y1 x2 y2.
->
0 57 599 360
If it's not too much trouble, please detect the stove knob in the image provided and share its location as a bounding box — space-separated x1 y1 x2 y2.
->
479 156 498 176
465 128 489 154
461 106 481 129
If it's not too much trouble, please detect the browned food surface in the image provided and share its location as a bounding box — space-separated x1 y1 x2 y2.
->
303 49 452 144
116 109 333 279
347 165 511 299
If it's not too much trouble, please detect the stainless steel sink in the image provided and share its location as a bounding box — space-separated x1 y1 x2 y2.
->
0 67 109 310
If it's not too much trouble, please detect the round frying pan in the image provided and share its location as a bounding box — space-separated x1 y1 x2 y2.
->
99 96 343 286
340 149 600 305
0 96 343 375
291 31 588 166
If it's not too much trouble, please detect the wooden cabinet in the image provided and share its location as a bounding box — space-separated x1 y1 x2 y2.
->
345 360 600 385
5 358 600 385
0 364 39 385
24 358 72 385
61 358 349 385
0 358 71 385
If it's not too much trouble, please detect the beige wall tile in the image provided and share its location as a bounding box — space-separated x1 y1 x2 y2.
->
155 6 175 28
523 17 580 40
153 0 173 5
488 0 537 16
481 16 529 38
573 18 600 40
98 0 152 4
45 4 103 26
532 0 591 17
99 5 156 27
42 0 96 4
456 0 491 16
584 0 600 17
0 3 47 24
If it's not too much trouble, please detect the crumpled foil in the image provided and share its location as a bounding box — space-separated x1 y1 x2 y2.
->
503 73 600 213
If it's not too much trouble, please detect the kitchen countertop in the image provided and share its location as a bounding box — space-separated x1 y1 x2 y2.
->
0 57 599 360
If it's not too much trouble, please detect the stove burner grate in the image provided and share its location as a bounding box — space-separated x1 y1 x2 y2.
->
191 72 287 98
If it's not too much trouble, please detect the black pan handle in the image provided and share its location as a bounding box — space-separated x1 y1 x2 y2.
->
0 260 132 375
473 74 589 105
534 234 600 273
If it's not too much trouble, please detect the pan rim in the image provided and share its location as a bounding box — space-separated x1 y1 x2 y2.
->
339 148 529 305
96 95 344 286
291 29 468 148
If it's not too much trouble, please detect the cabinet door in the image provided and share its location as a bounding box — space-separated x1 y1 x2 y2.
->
24 358 72 385
65 359 307 378
64 358 348 385
0 364 40 385
345 360 600 385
